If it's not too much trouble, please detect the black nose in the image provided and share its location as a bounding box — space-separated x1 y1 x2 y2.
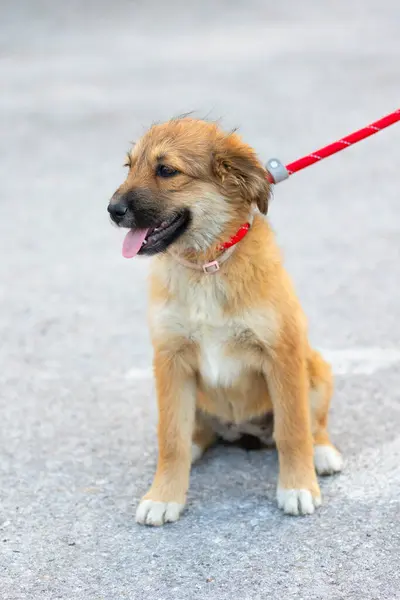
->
108 203 128 219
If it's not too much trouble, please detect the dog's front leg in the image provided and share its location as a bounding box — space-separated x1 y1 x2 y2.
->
135 349 196 526
266 335 321 516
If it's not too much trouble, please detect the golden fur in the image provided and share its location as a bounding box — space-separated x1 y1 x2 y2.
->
112 118 342 526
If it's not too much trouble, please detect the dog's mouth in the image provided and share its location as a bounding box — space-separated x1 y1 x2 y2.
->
122 210 190 258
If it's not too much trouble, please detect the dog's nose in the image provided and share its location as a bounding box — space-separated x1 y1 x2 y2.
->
108 203 128 219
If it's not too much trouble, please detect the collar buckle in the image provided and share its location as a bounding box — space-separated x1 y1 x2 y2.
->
202 260 220 274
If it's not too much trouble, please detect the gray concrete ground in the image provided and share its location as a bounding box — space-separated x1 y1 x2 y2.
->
1 1 400 598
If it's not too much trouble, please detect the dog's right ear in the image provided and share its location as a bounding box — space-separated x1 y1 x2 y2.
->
212 135 271 214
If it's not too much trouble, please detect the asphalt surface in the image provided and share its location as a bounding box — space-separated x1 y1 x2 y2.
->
1 1 400 599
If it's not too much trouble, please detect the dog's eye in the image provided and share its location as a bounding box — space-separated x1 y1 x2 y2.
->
156 165 180 178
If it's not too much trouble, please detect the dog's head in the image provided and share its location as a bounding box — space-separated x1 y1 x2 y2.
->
108 118 270 257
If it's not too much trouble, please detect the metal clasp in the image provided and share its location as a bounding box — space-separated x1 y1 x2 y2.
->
202 260 220 274
266 158 289 184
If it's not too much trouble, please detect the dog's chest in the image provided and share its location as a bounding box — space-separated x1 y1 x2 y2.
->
196 323 242 388
153 278 251 388
189 297 245 388
151 264 279 392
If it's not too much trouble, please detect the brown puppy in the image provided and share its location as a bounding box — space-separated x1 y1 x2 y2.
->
108 118 343 526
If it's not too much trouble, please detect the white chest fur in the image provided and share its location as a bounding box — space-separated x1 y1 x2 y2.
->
149 263 278 390
150 296 243 387
197 326 243 388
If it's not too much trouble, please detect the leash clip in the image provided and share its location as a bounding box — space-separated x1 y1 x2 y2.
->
266 158 289 184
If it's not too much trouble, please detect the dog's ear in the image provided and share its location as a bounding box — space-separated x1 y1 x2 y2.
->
212 136 271 214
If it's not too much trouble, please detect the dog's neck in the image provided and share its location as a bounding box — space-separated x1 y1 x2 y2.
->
167 213 254 275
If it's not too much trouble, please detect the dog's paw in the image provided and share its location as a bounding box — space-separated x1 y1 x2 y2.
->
277 488 322 516
314 445 343 476
135 499 185 526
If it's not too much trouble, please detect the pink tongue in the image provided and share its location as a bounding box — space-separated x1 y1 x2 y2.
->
122 228 149 258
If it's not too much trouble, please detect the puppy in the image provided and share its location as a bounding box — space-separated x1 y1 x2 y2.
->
108 118 343 526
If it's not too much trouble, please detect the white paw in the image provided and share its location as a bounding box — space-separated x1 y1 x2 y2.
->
191 443 204 464
314 445 343 476
135 499 185 526
277 488 322 516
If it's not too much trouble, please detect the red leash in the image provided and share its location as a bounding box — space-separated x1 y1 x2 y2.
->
266 108 400 184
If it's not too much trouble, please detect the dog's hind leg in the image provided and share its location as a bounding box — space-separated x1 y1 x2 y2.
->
192 410 217 464
308 349 343 476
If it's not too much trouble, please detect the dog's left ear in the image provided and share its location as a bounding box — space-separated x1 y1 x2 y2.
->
212 138 271 214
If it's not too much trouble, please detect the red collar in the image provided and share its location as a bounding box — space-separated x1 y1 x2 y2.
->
217 222 251 251
168 221 252 274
